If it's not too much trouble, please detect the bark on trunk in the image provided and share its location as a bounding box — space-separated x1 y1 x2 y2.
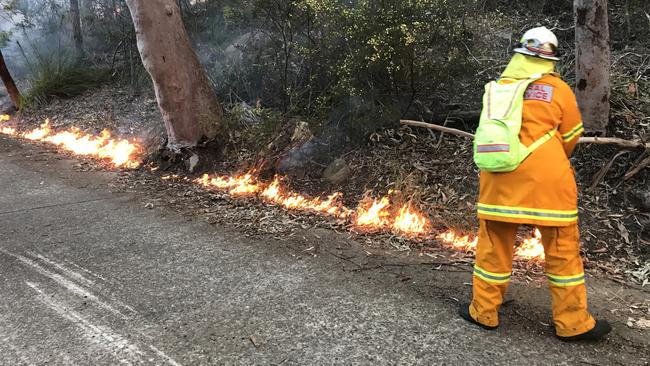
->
70 0 84 57
574 0 611 133
0 50 22 109
126 0 224 148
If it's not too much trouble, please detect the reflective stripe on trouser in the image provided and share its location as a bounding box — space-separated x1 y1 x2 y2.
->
470 220 595 336
477 203 578 223
470 220 515 328
539 224 595 337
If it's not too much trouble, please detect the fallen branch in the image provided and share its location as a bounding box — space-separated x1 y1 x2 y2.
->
400 120 474 139
579 136 650 149
400 120 650 148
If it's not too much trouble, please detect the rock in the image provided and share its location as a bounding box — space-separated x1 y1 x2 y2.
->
278 96 395 174
322 158 351 186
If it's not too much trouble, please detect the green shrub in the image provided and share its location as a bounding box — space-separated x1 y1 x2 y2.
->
196 0 479 120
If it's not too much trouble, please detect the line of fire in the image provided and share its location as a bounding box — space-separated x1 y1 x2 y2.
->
0 114 545 261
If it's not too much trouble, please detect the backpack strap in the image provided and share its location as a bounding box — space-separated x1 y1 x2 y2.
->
487 78 535 120
519 127 558 164
518 76 557 163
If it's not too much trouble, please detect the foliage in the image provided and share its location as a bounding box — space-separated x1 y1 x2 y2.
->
189 0 480 121
0 0 648 128
0 31 11 49
23 52 109 106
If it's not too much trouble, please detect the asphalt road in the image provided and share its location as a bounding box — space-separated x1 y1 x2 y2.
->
0 136 648 365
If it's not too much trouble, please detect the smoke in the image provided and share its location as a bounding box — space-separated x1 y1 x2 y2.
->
0 0 77 82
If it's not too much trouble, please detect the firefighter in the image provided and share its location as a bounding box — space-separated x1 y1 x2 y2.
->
459 26 612 341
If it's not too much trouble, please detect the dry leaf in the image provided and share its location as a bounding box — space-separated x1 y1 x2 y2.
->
627 83 637 95
617 222 630 244
627 318 650 330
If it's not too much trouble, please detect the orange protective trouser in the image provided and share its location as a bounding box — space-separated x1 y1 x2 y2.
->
469 220 596 337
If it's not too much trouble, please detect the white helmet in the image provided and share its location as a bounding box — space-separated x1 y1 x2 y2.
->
513 26 560 61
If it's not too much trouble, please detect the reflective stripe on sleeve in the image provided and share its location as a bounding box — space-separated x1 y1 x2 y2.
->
546 272 585 287
477 203 578 223
562 123 584 142
473 265 511 284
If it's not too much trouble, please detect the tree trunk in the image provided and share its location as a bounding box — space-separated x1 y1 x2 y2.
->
574 0 611 133
70 0 84 57
0 50 22 109
125 0 224 148
81 0 94 30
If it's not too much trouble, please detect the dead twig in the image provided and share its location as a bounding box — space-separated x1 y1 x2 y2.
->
623 153 650 181
588 150 630 191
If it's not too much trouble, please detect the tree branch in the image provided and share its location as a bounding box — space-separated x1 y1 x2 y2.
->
400 120 650 149
400 120 474 139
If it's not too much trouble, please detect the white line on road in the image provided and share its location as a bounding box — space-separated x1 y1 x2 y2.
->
28 251 138 314
1 248 129 319
64 259 110 282
26 281 144 365
149 345 183 366
28 251 96 287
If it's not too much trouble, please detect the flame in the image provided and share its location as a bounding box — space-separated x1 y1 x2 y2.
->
437 231 478 251
196 173 432 235
23 120 52 140
437 228 545 261
1 126 16 135
261 177 351 218
161 174 181 180
260 177 281 200
515 228 545 260
194 172 261 195
0 114 546 262
393 204 429 235
355 197 391 228
0 117 141 168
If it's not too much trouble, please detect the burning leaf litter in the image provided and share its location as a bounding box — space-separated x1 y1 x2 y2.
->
194 172 545 261
1 114 544 261
436 228 545 261
0 115 142 168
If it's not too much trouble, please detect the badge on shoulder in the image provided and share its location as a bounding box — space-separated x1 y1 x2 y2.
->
524 84 554 103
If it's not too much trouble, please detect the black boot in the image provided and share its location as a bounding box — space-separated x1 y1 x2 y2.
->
557 320 612 342
458 302 498 330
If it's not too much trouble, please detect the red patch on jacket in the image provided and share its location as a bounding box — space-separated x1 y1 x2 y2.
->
524 84 554 103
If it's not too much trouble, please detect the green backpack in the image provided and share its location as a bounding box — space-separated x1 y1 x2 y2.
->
473 77 557 172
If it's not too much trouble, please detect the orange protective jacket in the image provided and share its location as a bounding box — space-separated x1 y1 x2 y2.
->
477 75 584 227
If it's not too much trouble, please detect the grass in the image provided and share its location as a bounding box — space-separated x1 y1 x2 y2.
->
24 56 110 107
